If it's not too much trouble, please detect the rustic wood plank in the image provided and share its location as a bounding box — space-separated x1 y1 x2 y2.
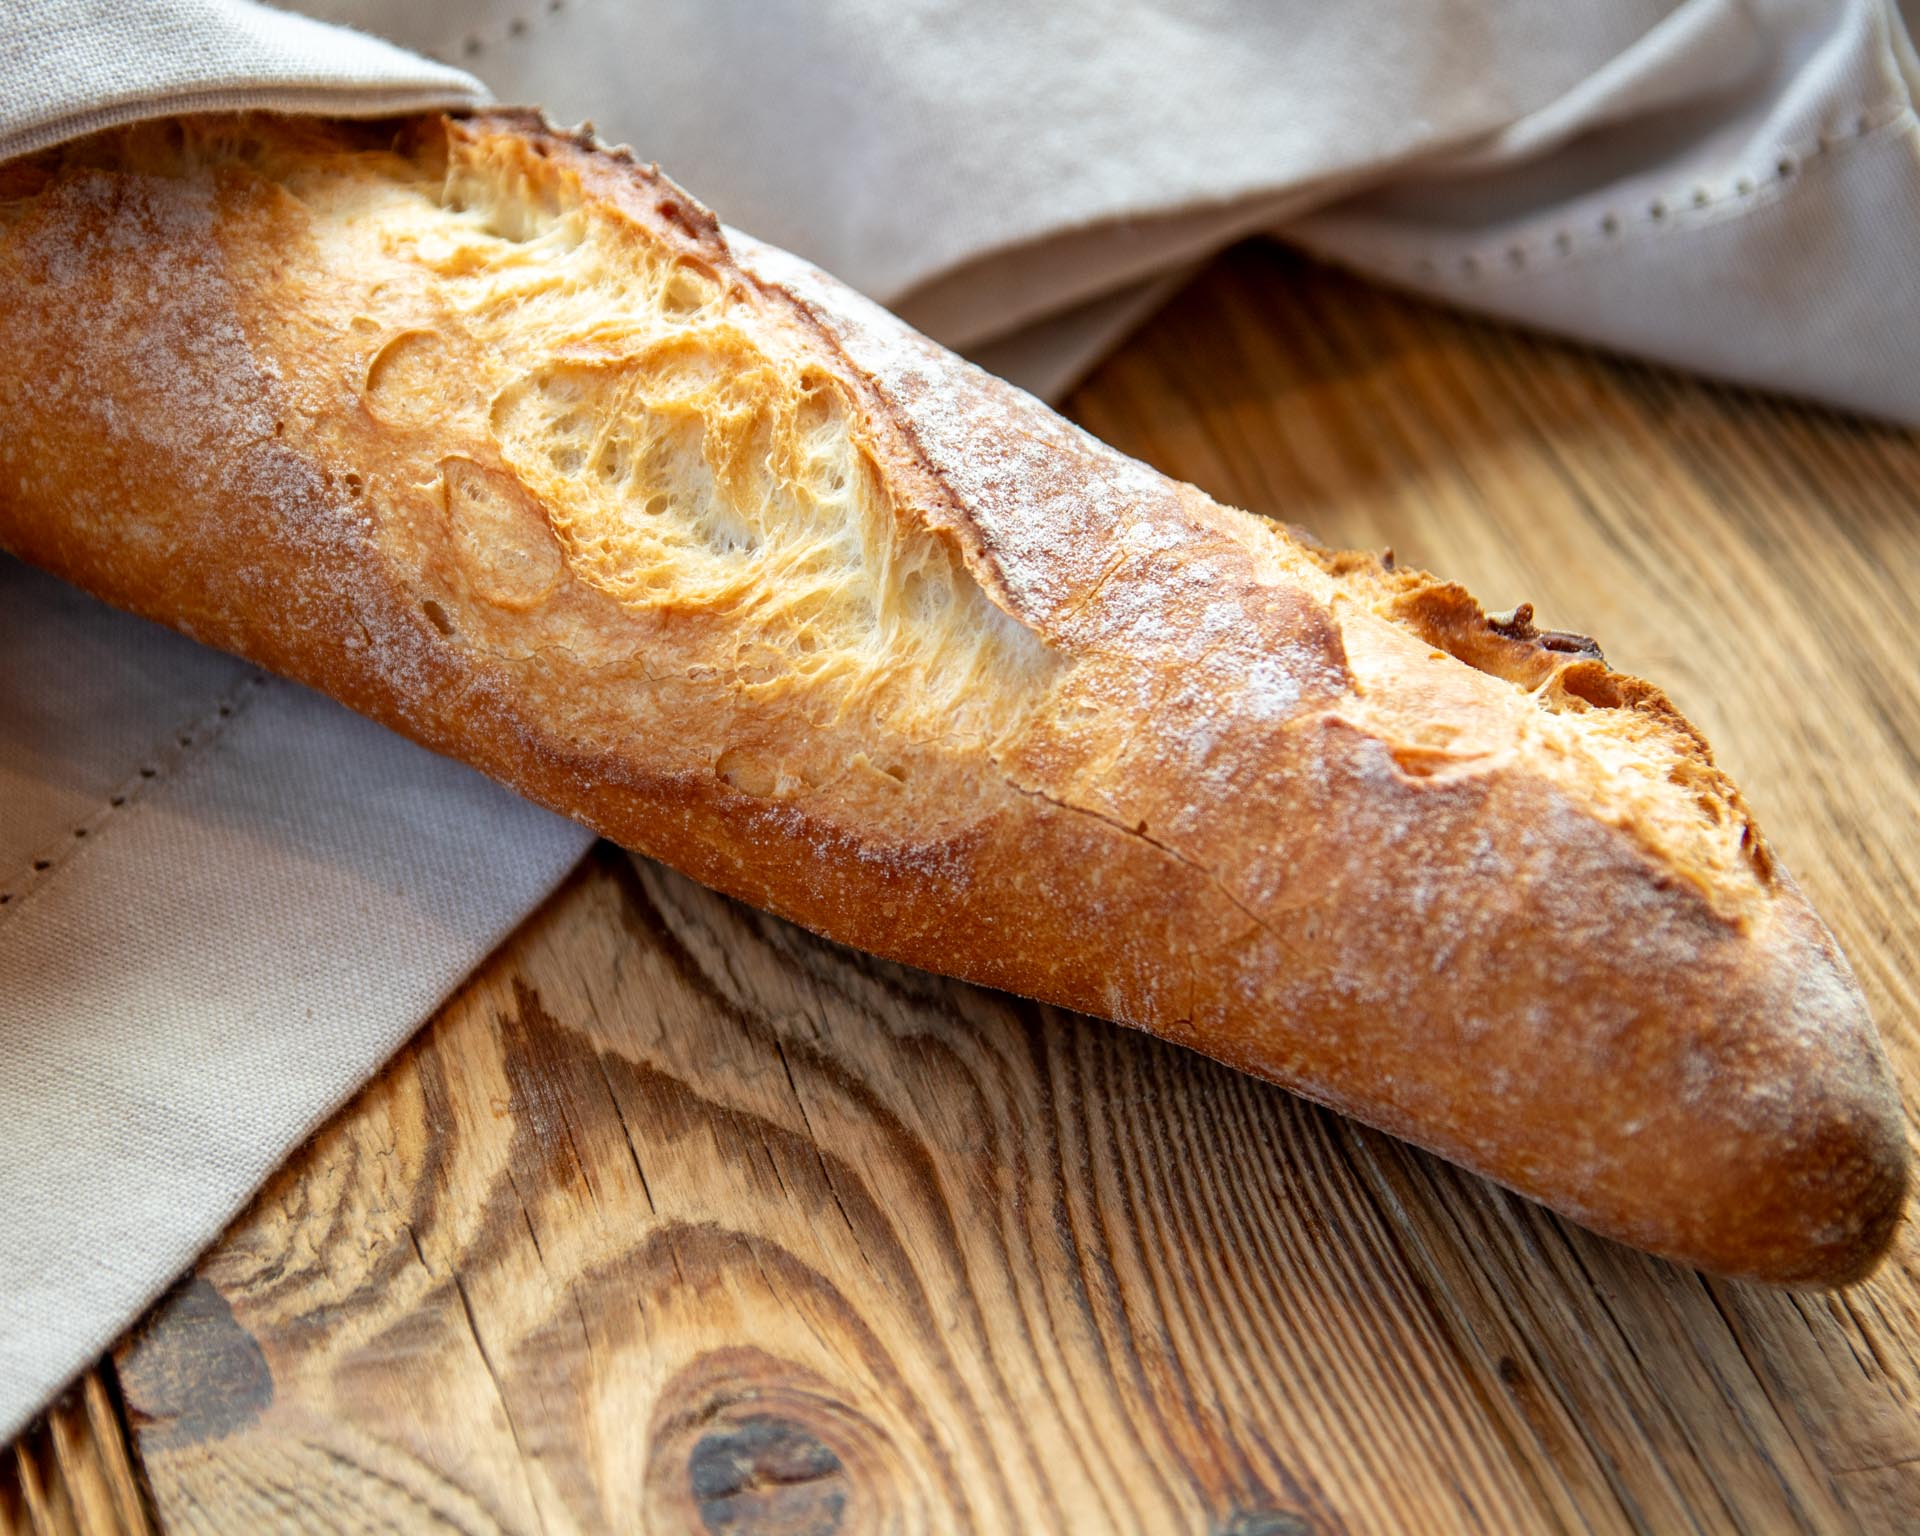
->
1 1371 153 1536
40 244 1920 1531
107 848 1556 1533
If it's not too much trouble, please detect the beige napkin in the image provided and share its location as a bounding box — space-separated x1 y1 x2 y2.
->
6 0 1920 1440
300 0 1920 415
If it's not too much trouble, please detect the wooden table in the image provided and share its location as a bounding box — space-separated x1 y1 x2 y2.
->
6 245 1918 1535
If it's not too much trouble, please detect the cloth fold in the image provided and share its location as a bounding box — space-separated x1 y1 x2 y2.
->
284 0 1920 416
0 0 484 158
5 0 1918 1441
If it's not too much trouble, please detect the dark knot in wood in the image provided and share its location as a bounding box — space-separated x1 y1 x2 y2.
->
690 1413 849 1536
1216 1512 1318 1536
117 1276 272 1451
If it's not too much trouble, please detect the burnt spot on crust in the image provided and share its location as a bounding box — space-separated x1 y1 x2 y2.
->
1485 600 1604 662
653 197 709 242
1302 542 1608 692
1388 580 1585 692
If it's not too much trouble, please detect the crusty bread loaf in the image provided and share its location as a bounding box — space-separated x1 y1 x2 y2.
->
0 111 1906 1285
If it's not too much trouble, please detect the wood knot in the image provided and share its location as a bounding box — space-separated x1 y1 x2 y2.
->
647 1349 914 1533
116 1276 272 1451
1216 1512 1318 1536
690 1414 847 1535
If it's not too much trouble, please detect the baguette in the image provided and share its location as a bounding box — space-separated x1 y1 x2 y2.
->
0 111 1905 1285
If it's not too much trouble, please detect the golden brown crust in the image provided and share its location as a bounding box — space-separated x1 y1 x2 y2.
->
0 111 1905 1284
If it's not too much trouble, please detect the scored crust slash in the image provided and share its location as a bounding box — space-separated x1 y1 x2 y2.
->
0 109 1905 1286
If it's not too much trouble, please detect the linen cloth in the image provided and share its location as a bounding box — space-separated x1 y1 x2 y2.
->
295 0 1920 414
4 0 1918 1441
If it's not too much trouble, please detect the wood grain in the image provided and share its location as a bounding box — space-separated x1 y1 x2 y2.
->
1 1371 152 1536
10 244 1920 1532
